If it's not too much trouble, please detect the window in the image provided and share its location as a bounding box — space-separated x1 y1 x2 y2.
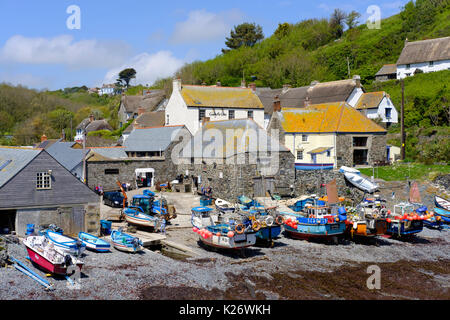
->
406 64 411 69
429 61 434 67
302 134 308 142
248 110 253 119
229 110 235 120
326 150 331 157
105 169 119 175
385 108 392 119
297 150 303 160
166 114 169 125
353 137 368 147
36 172 51 190
199 110 206 121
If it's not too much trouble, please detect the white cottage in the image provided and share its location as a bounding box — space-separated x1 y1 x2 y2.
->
354 91 398 127
165 80 265 135
397 37 450 79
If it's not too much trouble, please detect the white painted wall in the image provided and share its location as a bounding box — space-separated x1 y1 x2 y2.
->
165 80 265 134
397 59 450 79
347 87 365 107
362 97 399 124
284 133 336 167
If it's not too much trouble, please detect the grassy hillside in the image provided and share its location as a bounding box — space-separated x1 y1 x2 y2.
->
174 0 450 87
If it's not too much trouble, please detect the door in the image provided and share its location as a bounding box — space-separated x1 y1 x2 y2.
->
72 206 85 235
253 177 275 197
0 210 16 233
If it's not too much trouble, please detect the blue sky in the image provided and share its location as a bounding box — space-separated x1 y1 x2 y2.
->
0 0 408 90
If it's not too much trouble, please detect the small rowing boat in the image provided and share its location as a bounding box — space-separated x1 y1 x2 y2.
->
435 195 450 211
78 232 110 252
339 166 361 175
44 230 86 256
434 208 450 223
215 198 236 213
110 229 143 253
123 207 162 229
23 235 83 275
344 172 378 193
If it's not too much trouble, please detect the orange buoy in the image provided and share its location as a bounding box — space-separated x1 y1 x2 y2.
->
227 231 234 238
216 232 221 237
192 227 199 233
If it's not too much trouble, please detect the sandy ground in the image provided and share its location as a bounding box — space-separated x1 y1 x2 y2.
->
1 184 449 300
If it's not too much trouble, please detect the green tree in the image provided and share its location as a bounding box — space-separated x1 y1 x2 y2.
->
47 108 74 133
330 8 347 38
117 68 137 89
222 23 264 53
345 11 361 29
274 23 290 39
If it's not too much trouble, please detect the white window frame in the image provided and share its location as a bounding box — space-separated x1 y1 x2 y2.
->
36 172 51 190
297 150 303 160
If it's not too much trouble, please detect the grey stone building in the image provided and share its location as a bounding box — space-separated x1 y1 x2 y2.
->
0 147 100 236
176 119 296 202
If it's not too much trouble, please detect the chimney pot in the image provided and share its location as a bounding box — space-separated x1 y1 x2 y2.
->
240 80 246 88
353 75 361 88
89 114 94 122
273 99 281 112
249 83 256 92
216 81 221 87
41 134 47 143
173 78 182 92
282 84 291 94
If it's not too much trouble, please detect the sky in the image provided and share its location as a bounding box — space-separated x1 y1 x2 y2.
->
0 0 409 90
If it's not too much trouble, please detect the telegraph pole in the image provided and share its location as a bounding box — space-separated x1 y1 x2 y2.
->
401 79 406 160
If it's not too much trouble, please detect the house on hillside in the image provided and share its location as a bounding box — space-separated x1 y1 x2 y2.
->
354 91 398 127
396 37 450 79
268 102 387 170
118 90 167 128
165 79 265 135
0 147 100 236
177 119 295 200
98 84 115 96
375 64 397 82
74 114 113 144
256 76 365 126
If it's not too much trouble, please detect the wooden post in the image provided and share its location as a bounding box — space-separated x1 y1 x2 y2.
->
401 79 405 160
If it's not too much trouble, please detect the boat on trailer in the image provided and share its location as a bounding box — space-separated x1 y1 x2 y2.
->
123 207 163 229
435 195 450 211
78 232 111 252
44 230 86 256
110 229 143 253
23 235 83 275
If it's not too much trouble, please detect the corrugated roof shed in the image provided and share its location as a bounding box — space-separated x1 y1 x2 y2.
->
181 85 264 109
124 126 185 152
0 147 42 188
279 102 386 133
397 37 450 65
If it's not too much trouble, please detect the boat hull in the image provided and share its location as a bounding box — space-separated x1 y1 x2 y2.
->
199 232 256 250
124 212 159 228
386 220 423 236
435 196 450 211
45 231 86 256
285 222 346 240
256 225 281 241
25 246 83 275
111 241 143 253
345 219 388 237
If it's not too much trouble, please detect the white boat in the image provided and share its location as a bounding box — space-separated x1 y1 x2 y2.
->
123 207 162 229
44 230 86 256
344 172 378 193
215 198 236 213
339 166 361 174
435 195 450 211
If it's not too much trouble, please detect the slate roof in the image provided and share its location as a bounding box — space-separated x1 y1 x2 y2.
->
88 147 128 159
255 88 283 114
278 102 386 133
355 92 386 110
375 64 397 76
124 126 186 152
0 147 42 188
181 85 264 109
397 37 450 65
181 119 289 159
46 142 85 172
123 111 166 135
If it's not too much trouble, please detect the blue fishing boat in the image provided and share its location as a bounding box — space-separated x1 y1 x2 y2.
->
78 232 111 252
423 216 445 230
110 229 143 253
281 207 346 243
44 230 86 256
385 203 424 237
123 207 162 229
246 209 282 246
288 197 315 212
434 208 450 223
237 195 262 209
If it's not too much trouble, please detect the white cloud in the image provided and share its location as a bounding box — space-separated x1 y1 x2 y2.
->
0 35 131 69
170 9 245 45
103 51 184 86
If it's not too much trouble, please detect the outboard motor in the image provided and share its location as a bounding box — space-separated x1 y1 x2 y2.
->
132 238 140 249
64 255 73 267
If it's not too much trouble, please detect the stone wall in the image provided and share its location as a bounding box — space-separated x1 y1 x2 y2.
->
177 151 295 202
336 133 387 167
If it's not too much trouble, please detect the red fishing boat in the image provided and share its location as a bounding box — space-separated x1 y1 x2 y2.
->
23 236 84 275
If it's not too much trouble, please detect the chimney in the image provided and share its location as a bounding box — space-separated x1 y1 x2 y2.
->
405 38 409 45
282 84 291 94
353 75 361 88
41 134 47 143
173 78 182 92
216 81 221 87
89 114 94 122
273 97 281 112
249 83 256 92
304 96 311 107
202 117 210 125
240 80 246 88
137 107 145 116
